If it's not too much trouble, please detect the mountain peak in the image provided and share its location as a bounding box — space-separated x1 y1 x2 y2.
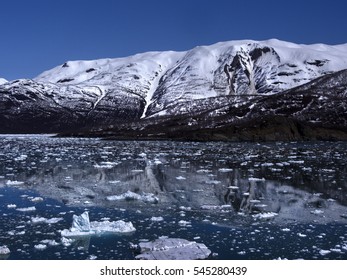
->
0 78 8 85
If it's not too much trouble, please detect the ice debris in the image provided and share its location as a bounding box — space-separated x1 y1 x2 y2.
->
106 190 158 203
0 245 10 255
30 216 63 224
7 204 17 209
252 212 278 219
34 244 47 250
150 216 164 222
61 211 135 237
5 180 24 186
319 249 331 256
16 206 36 212
133 238 211 260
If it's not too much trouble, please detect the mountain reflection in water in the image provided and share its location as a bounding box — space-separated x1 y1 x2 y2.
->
1 135 347 259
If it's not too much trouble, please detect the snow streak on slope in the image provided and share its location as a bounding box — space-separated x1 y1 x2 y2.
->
35 51 184 118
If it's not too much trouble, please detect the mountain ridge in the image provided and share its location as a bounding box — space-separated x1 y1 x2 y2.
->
1 39 347 140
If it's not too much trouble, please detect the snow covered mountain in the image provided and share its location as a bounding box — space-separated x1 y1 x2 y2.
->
1 39 347 138
0 78 7 85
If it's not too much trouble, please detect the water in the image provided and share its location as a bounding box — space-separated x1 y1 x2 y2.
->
0 135 347 260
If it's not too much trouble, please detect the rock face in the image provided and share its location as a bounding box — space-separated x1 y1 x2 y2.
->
134 238 211 260
77 69 347 141
1 39 347 139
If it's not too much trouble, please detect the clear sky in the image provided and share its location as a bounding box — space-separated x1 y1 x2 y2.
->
1 0 347 80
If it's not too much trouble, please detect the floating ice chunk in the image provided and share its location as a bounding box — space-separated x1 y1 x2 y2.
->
31 216 63 224
248 177 265 182
201 205 231 211
88 255 98 260
201 205 220 210
176 176 186 180
31 197 44 202
298 233 307 238
205 180 221 184
134 238 211 260
179 206 192 211
288 160 305 164
34 244 47 250
311 209 324 215
178 220 191 226
319 249 331 256
7 204 17 209
330 248 342 253
94 162 119 169
0 245 10 255
281 228 291 232
106 191 158 203
252 212 278 219
16 206 36 212
40 239 59 246
61 211 135 237
150 217 164 222
6 180 24 186
218 168 233 172
197 169 211 173
61 237 73 247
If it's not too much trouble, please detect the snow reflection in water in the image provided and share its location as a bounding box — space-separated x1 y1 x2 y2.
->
0 135 347 259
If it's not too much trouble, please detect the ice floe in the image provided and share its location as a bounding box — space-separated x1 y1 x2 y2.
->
93 161 119 169
0 245 10 255
106 190 158 203
133 237 211 260
6 204 17 208
34 244 47 250
30 216 63 224
252 212 278 219
319 249 331 256
61 211 136 237
5 180 24 186
16 206 36 212
150 216 164 222
30 197 44 202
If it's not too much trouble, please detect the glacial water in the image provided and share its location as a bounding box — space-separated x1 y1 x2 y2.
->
0 135 347 260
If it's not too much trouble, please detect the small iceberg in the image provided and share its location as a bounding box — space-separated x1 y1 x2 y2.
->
133 237 211 260
61 211 135 237
252 212 278 219
106 190 158 203
0 245 10 255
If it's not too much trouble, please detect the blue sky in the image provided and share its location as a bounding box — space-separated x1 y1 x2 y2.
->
1 0 347 80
